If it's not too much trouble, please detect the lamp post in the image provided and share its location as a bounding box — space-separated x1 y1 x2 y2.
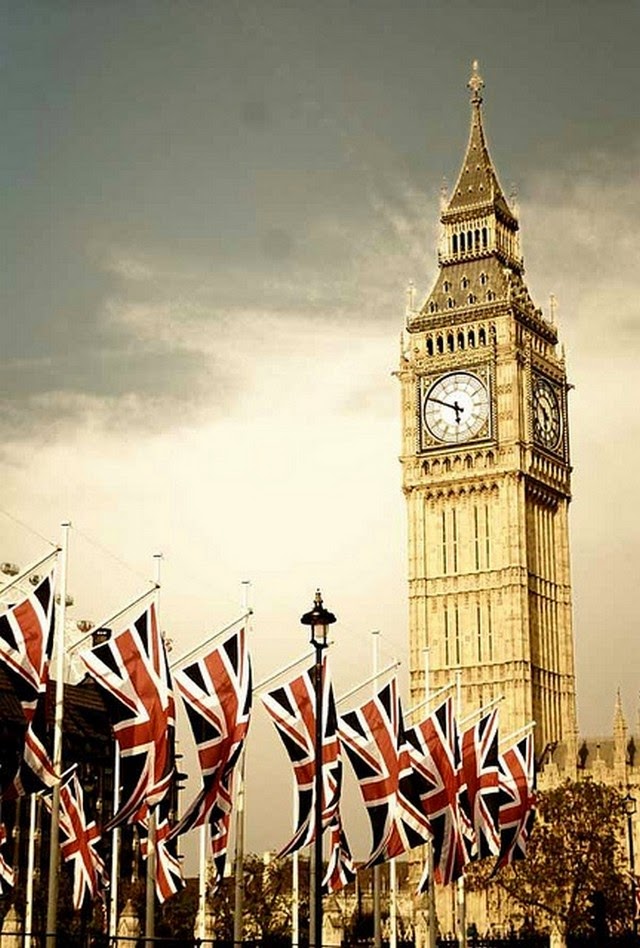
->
301 590 336 948
624 791 637 937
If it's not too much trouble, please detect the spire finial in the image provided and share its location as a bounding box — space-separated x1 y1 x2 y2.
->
468 60 484 106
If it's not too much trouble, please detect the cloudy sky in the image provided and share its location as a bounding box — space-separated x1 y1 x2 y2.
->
1 0 639 858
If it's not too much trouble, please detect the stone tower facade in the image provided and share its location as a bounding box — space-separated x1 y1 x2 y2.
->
398 64 577 755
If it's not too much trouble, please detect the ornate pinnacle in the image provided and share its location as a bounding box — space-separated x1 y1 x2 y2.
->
468 59 484 105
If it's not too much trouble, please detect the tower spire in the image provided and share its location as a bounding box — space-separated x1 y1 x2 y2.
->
468 60 484 106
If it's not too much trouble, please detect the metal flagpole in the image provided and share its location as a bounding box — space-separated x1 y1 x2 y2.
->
45 520 71 948
68 585 159 655
455 671 466 948
109 749 121 945
372 630 382 948
336 660 401 706
423 648 437 948
197 823 207 944
233 581 251 948
459 694 504 728
24 794 38 948
145 554 163 948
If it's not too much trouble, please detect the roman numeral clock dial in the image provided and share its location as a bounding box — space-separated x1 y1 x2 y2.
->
421 370 490 446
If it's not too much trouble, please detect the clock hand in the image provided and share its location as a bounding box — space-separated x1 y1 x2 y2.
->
428 395 465 424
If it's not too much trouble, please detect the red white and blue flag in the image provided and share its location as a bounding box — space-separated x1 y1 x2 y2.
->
80 600 175 828
169 627 252 886
495 732 536 870
405 697 468 886
0 566 58 796
338 677 431 868
139 795 185 903
460 708 500 859
261 658 355 893
43 770 107 910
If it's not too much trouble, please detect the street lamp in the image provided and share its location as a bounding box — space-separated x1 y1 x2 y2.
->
624 791 637 937
301 590 336 948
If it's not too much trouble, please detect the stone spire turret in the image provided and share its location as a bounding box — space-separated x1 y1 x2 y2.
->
613 689 628 784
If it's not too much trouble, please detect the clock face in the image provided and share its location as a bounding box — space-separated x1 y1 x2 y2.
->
422 371 490 444
533 376 562 450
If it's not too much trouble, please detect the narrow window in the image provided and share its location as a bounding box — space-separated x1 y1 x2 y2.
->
487 601 493 660
447 298 455 310
457 331 465 349
437 335 444 354
476 604 483 661
468 293 476 304
452 509 458 572
485 504 491 567
479 327 487 345
482 227 488 248
444 606 450 665
447 332 454 351
452 234 458 254
474 505 480 569
474 229 480 249
480 272 487 286
461 276 468 290
467 230 473 249
443 280 450 292
486 290 494 302
427 337 434 355
429 301 437 314
454 603 461 665
441 510 447 573
468 329 476 348
460 232 466 252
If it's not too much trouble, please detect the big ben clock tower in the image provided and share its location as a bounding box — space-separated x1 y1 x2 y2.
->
399 64 577 755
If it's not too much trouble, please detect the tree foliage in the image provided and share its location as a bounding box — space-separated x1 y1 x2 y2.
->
466 779 633 937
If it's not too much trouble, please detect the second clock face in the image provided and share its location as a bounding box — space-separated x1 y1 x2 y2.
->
423 371 490 444
533 376 562 450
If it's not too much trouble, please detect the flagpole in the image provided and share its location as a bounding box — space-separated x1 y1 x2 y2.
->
109 748 121 945
233 581 251 948
406 679 456 719
45 520 70 948
254 651 315 694
455 671 466 948
145 554 163 948
372 631 382 948
500 721 537 749
291 800 300 948
24 794 38 948
422 648 437 948
197 823 207 944
0 547 59 597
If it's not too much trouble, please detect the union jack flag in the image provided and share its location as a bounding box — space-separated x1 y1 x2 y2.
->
80 600 175 828
495 732 536 870
338 677 431 868
169 626 252 886
460 708 500 859
261 658 355 893
0 567 58 796
0 823 14 893
139 796 185 903
42 770 107 910
405 697 468 886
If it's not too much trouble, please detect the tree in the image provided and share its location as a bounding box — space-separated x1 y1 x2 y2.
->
466 779 632 939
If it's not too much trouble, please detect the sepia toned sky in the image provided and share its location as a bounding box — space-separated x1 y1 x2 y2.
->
1 0 639 858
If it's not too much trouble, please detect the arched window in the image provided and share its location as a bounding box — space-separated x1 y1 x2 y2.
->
479 327 487 346
427 337 434 356
452 234 458 254
429 300 437 314
447 332 454 351
460 232 466 252
482 227 488 248
467 230 473 249
480 272 487 286
457 331 465 349
447 298 455 310
486 290 495 302
443 280 450 293
468 330 476 347
461 276 468 290
468 293 476 304
437 335 444 354
474 229 480 249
